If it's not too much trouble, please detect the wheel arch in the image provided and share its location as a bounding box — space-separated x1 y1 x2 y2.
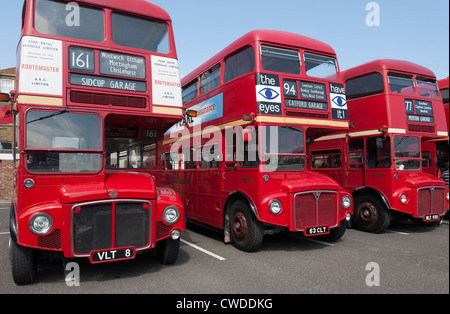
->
352 187 390 210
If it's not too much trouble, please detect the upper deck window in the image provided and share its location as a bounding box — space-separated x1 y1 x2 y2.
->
34 0 104 42
416 77 438 99
112 13 169 53
388 73 415 95
224 46 255 83
304 52 338 80
200 64 221 95
441 88 449 104
261 45 300 75
182 79 198 104
346 73 384 100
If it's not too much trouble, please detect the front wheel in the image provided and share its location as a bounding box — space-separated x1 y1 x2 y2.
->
229 200 264 252
353 194 391 233
156 237 180 265
9 236 37 285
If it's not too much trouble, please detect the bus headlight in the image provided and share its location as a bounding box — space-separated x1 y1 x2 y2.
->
29 213 53 235
163 206 180 224
342 195 352 209
269 200 282 215
400 194 408 205
171 229 181 240
447 192 449 201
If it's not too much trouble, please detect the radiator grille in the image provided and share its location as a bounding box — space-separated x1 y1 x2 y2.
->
417 187 446 217
72 201 151 256
294 191 338 231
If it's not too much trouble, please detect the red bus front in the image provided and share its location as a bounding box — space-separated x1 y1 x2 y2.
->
311 60 449 232
162 30 353 252
6 0 185 284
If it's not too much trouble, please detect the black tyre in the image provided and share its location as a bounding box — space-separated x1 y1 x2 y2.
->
353 194 391 233
156 237 180 265
9 236 37 285
320 220 348 242
229 200 264 252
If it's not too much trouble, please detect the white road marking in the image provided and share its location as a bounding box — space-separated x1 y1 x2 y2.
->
386 230 409 235
0 232 10 235
287 233 335 246
180 239 226 261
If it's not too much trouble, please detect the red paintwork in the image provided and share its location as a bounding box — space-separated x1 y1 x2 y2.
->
12 0 185 260
311 60 448 219
438 78 449 131
159 30 352 240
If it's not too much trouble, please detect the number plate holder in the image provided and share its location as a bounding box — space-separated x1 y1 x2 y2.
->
423 214 440 222
90 247 135 264
304 226 330 237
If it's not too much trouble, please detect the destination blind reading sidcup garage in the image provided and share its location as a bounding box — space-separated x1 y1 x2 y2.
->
69 47 147 92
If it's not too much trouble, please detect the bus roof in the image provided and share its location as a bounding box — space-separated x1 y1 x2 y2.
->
342 59 437 82
438 77 449 90
78 0 171 21
182 30 337 86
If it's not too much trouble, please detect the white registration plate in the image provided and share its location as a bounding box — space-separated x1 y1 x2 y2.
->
304 226 329 236
90 247 135 264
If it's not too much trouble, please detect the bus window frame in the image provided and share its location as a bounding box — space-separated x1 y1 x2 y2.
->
199 64 221 95
223 45 256 83
260 44 301 75
416 76 439 99
33 0 106 43
388 72 415 95
261 125 306 172
303 51 338 80
24 108 104 174
311 149 343 169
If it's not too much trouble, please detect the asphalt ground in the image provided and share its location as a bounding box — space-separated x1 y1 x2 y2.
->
0 202 448 296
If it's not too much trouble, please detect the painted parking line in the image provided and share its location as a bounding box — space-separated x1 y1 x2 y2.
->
386 230 409 235
0 232 10 235
180 239 226 261
287 233 335 246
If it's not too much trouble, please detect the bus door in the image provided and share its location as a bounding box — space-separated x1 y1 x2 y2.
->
346 137 365 188
365 136 392 189
236 126 259 193
222 129 237 193
197 144 222 224
421 140 436 176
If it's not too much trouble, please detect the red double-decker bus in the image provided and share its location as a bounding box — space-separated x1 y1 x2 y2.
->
438 78 449 130
160 30 353 252
310 60 449 233
422 77 449 178
1 0 186 284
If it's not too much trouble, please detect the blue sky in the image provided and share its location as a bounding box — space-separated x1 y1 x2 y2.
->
1 0 448 80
